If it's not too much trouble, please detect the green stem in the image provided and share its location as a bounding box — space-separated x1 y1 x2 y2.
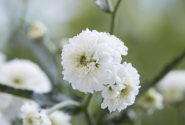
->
110 0 122 35
82 93 93 125
46 100 80 115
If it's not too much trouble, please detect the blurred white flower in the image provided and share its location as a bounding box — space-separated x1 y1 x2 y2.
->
0 59 51 92
28 21 47 40
21 102 51 125
0 52 6 65
25 0 81 40
0 59 51 119
62 29 122 93
49 111 71 125
157 70 185 103
0 112 11 125
137 88 163 114
101 62 140 112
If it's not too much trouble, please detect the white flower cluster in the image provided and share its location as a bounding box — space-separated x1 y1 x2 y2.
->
62 29 140 112
21 102 51 125
101 62 140 112
0 57 52 120
157 70 185 103
21 102 71 125
137 88 163 114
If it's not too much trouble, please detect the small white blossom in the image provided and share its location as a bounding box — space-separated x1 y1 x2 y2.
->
0 59 51 119
28 21 47 40
137 88 163 114
21 102 51 125
62 29 124 93
101 62 140 112
157 70 185 103
49 111 71 125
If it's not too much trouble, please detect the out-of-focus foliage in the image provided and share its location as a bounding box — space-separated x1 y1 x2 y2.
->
1 0 185 125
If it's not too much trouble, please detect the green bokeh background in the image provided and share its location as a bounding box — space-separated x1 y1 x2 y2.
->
1 0 185 125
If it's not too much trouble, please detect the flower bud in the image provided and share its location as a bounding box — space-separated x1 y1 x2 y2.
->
28 21 47 40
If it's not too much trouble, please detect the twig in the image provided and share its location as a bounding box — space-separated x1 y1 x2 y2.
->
46 100 80 115
0 83 33 99
138 48 185 97
110 0 122 35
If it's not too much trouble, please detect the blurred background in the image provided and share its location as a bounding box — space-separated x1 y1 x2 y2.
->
1 0 185 125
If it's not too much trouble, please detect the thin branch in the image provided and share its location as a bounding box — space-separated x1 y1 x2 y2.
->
0 84 33 99
110 0 122 35
46 100 80 115
138 48 185 97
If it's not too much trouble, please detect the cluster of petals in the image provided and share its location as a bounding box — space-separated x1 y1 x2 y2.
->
101 62 140 112
62 29 140 112
21 102 72 125
49 111 71 125
21 102 51 125
157 70 185 103
0 58 52 120
62 28 128 93
137 88 163 114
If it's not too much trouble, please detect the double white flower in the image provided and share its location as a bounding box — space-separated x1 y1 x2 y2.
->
62 29 128 93
101 62 140 112
62 29 140 112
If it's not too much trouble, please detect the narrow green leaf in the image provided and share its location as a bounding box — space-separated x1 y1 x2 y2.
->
27 37 60 91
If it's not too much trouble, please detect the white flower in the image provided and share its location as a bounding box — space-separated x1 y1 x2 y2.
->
28 21 47 40
21 102 51 125
137 88 163 114
62 29 123 93
157 70 185 103
0 112 11 125
0 59 51 119
49 111 71 125
0 52 6 65
0 59 51 92
101 62 140 112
